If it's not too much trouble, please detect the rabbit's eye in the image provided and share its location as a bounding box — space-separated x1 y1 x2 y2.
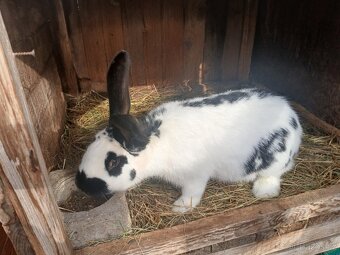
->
105 151 127 176
108 158 120 169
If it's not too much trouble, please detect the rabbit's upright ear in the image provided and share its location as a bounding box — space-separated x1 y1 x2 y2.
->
107 51 131 120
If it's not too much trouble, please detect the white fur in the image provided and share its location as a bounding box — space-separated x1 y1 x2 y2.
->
79 89 303 212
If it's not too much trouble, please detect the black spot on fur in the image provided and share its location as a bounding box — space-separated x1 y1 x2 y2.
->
144 117 162 138
105 151 128 176
150 107 166 118
245 128 289 174
76 171 108 196
290 117 298 129
182 91 250 107
284 158 291 168
145 107 166 138
130 169 136 180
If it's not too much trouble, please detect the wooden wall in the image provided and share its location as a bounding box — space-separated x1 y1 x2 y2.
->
0 225 15 255
62 0 257 92
251 0 340 127
0 0 66 169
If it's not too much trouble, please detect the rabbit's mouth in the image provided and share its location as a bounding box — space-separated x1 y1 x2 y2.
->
76 170 110 197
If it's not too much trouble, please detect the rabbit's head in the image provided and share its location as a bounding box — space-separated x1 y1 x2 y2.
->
76 51 148 196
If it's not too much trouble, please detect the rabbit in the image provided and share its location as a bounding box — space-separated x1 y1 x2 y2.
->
76 50 303 213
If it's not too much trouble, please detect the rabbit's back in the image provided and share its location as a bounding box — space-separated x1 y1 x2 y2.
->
144 89 302 184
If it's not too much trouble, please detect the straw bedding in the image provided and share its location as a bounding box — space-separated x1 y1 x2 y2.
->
56 85 340 235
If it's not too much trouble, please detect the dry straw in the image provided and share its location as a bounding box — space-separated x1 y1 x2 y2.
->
57 85 340 235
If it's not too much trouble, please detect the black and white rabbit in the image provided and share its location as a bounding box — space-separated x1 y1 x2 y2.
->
76 51 303 212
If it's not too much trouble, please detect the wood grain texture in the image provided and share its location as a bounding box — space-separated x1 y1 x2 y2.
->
78 0 107 83
143 0 163 86
121 0 146 86
0 180 33 255
100 0 124 65
238 0 258 80
292 102 340 139
273 234 340 255
211 219 340 255
77 184 340 255
62 0 89 81
222 0 258 81
51 0 79 95
1 0 66 170
252 0 340 128
183 0 206 86
221 0 244 81
162 0 184 86
202 0 228 82
0 11 72 255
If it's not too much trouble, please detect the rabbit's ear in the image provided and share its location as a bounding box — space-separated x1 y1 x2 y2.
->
107 115 149 153
107 51 131 119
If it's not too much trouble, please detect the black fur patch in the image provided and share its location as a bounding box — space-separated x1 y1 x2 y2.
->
150 107 166 118
250 88 276 98
107 112 163 153
107 115 150 153
130 169 136 180
76 171 108 196
289 117 298 129
245 128 289 174
145 107 166 138
105 151 128 176
106 125 127 147
182 91 250 107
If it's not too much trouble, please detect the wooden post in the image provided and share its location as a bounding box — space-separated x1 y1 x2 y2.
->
222 0 258 81
51 0 79 95
77 184 340 255
0 11 73 255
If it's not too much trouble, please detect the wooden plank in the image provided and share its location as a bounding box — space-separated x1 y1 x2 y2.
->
238 0 258 81
62 0 89 81
121 0 146 86
221 0 258 81
12 23 66 170
212 219 340 255
51 0 79 95
183 0 206 86
221 0 244 81
202 0 228 82
0 179 34 255
143 0 163 86
15 23 53 90
0 0 46 48
0 11 72 255
77 184 340 255
274 235 340 255
0 225 8 254
26 57 66 170
162 0 184 86
78 0 107 84
292 102 340 139
100 0 124 67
